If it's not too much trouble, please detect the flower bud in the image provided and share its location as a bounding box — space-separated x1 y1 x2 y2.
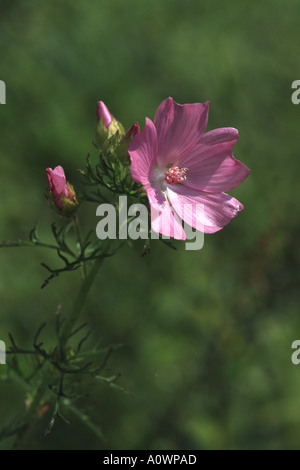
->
124 122 140 142
115 122 141 162
95 101 125 148
46 166 79 216
97 101 112 129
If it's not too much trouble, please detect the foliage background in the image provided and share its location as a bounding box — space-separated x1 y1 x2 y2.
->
1 0 300 450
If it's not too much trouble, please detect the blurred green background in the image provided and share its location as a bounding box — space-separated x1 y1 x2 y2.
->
1 0 300 450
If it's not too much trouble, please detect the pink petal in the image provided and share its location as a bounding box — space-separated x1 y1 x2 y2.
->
167 185 244 234
129 118 157 185
197 127 239 147
180 127 239 167
145 183 186 240
154 97 210 169
179 128 250 192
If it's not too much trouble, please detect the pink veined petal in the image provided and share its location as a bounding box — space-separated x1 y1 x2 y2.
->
184 156 250 193
154 97 210 169
179 127 239 168
145 183 186 240
167 185 244 234
129 118 157 185
197 127 239 147
178 128 250 192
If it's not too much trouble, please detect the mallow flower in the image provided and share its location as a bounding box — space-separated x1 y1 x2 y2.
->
46 166 78 216
128 97 250 239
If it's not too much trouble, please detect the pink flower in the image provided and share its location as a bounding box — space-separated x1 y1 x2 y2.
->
128 97 250 239
46 166 78 215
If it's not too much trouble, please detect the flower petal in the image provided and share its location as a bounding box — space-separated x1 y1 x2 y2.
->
197 127 239 147
154 97 210 169
179 128 250 192
129 118 157 185
146 183 186 240
167 185 244 234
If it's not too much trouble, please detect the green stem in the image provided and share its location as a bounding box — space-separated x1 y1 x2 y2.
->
73 216 87 279
61 256 105 343
11 256 104 449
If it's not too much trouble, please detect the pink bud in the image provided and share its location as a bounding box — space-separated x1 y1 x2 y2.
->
95 101 125 148
124 122 140 140
97 101 112 129
46 166 77 214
